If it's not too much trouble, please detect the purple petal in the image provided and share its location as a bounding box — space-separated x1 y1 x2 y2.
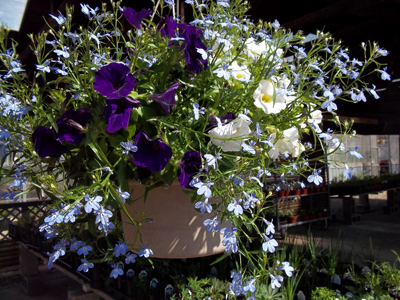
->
177 151 207 188
104 98 140 133
93 63 136 100
32 126 67 158
148 82 179 115
56 108 92 144
132 131 173 171
120 7 152 29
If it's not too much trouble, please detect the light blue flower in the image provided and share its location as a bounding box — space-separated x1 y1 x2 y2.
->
49 13 67 25
228 198 243 216
378 67 391 81
54 46 70 58
84 194 102 213
116 188 130 203
252 122 263 139
204 153 221 171
307 169 323 186
125 252 137 264
243 192 258 210
213 63 230 80
277 261 294 277
243 277 256 293
349 146 363 159
263 218 275 235
262 234 278 253
193 180 214 198
193 103 205 120
77 259 94 273
241 141 256 154
269 273 283 289
114 240 128 257
203 216 219 232
77 243 92 256
343 164 353 180
138 245 153 258
195 198 212 214
110 263 124 279
120 141 137 155
70 238 83 251
94 206 113 226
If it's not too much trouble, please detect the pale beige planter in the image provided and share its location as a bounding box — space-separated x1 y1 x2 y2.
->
121 180 227 258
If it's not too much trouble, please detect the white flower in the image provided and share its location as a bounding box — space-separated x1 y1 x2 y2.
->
229 61 251 82
208 116 252 152
268 127 300 159
245 38 283 59
253 80 286 114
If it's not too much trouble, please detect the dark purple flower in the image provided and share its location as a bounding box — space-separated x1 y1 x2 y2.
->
132 131 172 172
104 98 140 133
57 109 92 144
148 82 179 115
183 25 208 73
32 126 67 158
178 151 207 188
120 7 152 29
93 63 136 100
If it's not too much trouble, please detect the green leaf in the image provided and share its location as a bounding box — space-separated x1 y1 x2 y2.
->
46 112 58 133
126 41 135 48
86 131 110 166
210 252 231 266
137 105 158 119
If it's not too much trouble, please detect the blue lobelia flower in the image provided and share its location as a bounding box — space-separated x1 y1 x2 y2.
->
193 102 205 120
120 141 137 155
49 13 67 25
192 179 214 198
114 241 128 257
148 82 179 115
307 169 323 186
116 188 130 203
120 7 152 30
243 192 258 210
125 252 137 264
84 194 102 213
110 263 124 279
262 234 278 253
138 245 153 258
132 131 173 172
93 62 136 100
263 218 275 235
277 261 294 277
94 206 113 227
227 198 243 216
203 216 219 232
77 243 93 256
243 277 256 293
343 163 353 180
103 98 140 133
70 238 83 251
269 274 284 289
350 146 363 159
195 198 212 214
77 259 94 273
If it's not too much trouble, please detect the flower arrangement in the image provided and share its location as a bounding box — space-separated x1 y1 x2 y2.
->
0 0 389 294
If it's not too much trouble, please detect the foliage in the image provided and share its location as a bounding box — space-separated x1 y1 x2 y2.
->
0 0 389 294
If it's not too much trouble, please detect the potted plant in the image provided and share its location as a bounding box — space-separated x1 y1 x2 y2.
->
286 209 298 223
0 0 388 293
300 209 310 221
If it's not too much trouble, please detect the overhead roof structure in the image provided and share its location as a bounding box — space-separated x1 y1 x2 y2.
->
3 0 400 134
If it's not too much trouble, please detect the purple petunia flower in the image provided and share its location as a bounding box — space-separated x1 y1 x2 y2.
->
104 98 140 133
183 25 208 73
132 131 173 172
120 7 152 30
32 126 67 158
177 151 207 188
148 82 179 115
93 63 136 100
56 108 92 144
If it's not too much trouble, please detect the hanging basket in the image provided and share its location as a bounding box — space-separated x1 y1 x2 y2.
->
120 180 228 259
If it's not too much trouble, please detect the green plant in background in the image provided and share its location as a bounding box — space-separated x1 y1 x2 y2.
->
311 287 346 300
